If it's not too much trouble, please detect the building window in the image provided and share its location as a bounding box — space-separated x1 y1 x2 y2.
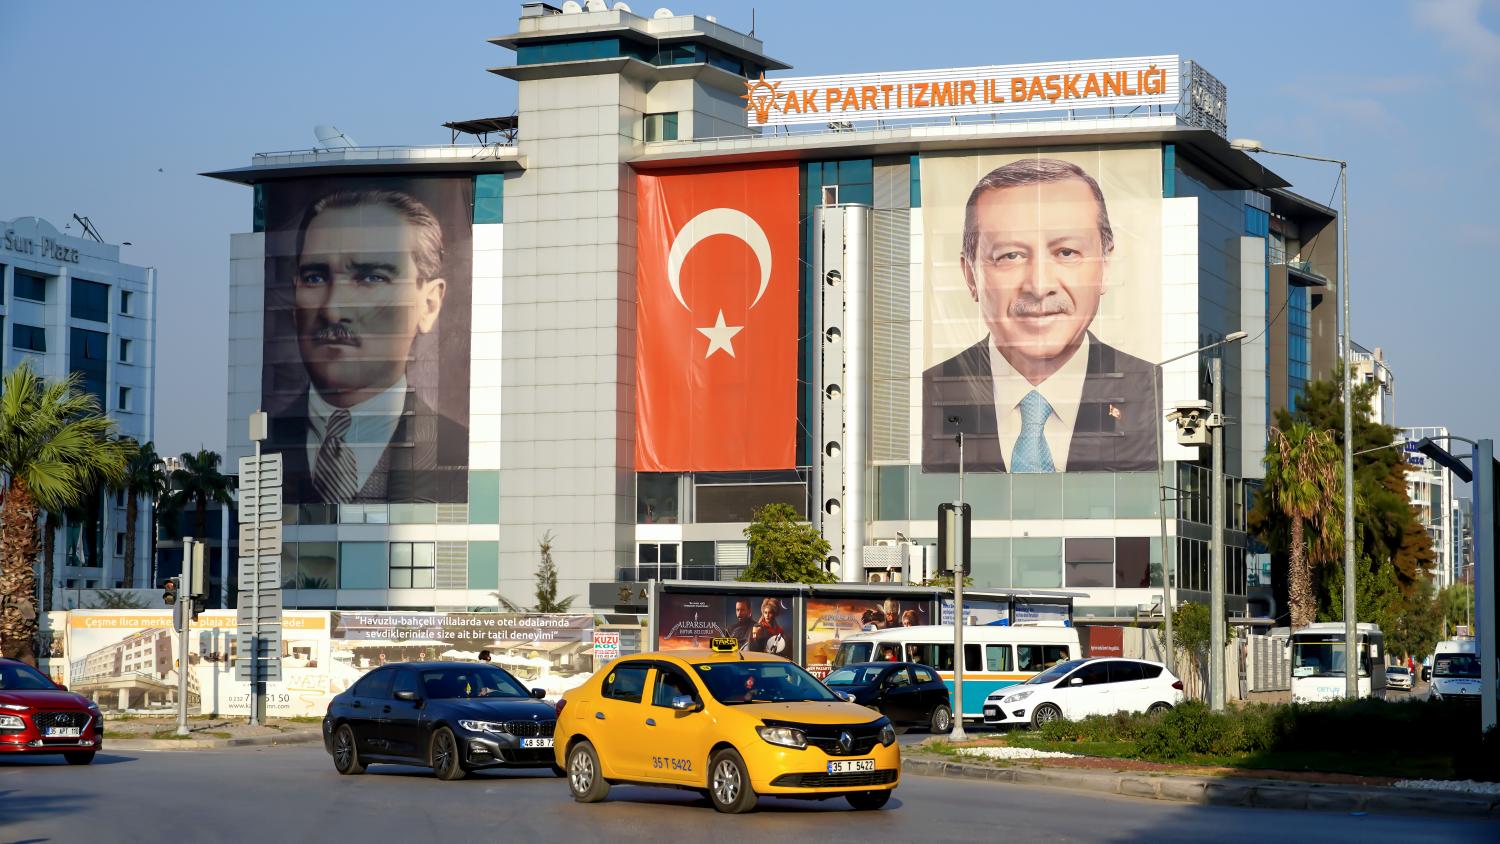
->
636 473 680 523
644 112 679 142
14 272 46 302
636 542 679 581
1115 537 1152 589
119 337 132 363
1287 284 1311 409
13 323 45 352
1064 538 1114 588
117 386 131 412
69 328 108 400
389 542 435 589
473 174 504 224
115 490 126 508
115 532 126 557
120 290 133 315
338 542 386 589
71 278 110 323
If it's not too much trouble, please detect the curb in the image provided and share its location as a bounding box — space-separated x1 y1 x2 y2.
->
900 756 1500 819
107 731 323 751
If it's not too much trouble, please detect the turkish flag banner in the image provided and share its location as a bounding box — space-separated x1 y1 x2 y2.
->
636 163 799 472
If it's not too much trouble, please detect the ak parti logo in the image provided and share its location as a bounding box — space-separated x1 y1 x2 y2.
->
741 76 783 125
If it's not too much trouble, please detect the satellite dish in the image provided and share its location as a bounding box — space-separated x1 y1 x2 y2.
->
613 1 632 11
653 7 673 18
705 14 716 22
313 125 357 149
561 0 582 12
584 0 606 10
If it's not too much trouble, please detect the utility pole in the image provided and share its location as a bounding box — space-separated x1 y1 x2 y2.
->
176 537 194 736
950 421 967 741
1209 355 1227 711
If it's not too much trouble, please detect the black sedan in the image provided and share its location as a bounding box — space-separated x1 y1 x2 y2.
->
323 661 563 781
823 662 953 734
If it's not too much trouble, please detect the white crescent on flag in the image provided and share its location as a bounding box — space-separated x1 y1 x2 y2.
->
665 207 773 311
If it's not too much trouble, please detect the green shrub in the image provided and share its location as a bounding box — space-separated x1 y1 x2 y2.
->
1453 725 1500 783
1138 701 1239 761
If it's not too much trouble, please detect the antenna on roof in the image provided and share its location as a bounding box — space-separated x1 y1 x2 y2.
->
750 7 756 37
71 214 105 243
313 125 358 149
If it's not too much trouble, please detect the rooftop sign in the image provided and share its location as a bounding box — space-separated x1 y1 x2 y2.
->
743 55 1182 128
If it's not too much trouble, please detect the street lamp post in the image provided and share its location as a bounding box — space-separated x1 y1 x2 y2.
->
1230 139 1355 699
1153 331 1248 670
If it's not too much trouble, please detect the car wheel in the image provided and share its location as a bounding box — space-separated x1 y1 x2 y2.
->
846 790 891 811
1147 702 1173 716
63 751 96 766
1030 703 1062 729
930 704 953 734
430 727 466 781
332 724 365 775
708 748 757 814
568 741 610 803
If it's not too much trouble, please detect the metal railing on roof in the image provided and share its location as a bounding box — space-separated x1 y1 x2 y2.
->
250 143 518 167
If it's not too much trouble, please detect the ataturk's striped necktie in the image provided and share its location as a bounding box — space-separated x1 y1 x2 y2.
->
313 408 359 503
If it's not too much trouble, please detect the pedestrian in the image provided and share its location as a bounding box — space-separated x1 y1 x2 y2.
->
478 650 492 663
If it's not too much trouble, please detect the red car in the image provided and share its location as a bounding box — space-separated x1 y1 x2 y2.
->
0 657 103 764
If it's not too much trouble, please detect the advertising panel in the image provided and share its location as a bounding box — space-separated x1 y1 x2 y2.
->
655 592 793 656
805 597 931 678
920 146 1163 474
636 163 799 472
260 176 473 504
940 597 1011 626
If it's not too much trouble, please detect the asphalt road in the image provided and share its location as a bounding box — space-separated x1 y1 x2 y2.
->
1 745 1493 844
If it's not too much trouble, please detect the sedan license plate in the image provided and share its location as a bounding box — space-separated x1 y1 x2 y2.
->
45 727 81 738
827 759 875 774
520 737 553 748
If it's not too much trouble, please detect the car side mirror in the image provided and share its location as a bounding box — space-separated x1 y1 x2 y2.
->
1068 677 1083 687
394 690 421 702
671 695 702 712
530 688 547 700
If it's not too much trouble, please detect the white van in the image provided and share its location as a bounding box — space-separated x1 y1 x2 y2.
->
832 624 1081 721
1431 638 1480 702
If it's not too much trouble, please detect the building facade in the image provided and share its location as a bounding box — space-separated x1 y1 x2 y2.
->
1 216 157 593
208 3 1337 623
1351 342 1394 426
1403 426 1458 590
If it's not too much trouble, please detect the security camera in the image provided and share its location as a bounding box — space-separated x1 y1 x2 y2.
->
1166 400 1217 446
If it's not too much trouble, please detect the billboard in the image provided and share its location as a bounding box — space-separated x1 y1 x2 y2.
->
636 163 799 472
260 176 473 504
655 592 793 656
804 597 931 678
920 147 1163 473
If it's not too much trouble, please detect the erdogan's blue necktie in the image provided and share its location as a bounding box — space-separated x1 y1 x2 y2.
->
1011 389 1056 473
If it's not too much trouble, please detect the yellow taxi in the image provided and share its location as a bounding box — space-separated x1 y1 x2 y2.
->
553 638 899 813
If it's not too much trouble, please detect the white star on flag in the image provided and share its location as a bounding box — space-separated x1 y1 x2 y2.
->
696 309 744 358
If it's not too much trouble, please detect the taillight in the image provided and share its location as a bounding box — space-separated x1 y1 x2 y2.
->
1171 680 1184 691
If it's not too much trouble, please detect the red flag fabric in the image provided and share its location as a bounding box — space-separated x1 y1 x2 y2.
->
635 163 799 472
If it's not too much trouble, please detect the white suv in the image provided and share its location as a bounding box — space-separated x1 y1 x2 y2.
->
982 657 1184 728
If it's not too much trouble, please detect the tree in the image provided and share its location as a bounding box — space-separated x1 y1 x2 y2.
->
1255 422 1343 628
0 363 131 663
738 503 836 585
116 439 168 589
1168 601 1212 701
497 531 576 613
163 449 235 545
1436 583 1474 639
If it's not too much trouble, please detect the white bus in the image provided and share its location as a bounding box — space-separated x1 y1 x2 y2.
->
831 624 1081 721
1290 622 1387 703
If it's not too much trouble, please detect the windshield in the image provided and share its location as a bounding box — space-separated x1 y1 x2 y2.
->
0 662 57 691
1291 641 1369 678
1387 667 1408 675
1434 653 1480 679
1027 659 1086 686
833 642 872 669
824 666 885 687
418 665 530 700
692 661 841 705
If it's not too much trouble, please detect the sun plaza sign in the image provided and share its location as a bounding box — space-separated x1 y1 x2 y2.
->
742 55 1188 128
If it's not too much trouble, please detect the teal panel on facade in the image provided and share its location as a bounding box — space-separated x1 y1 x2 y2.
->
339 542 386 589
468 541 500 591
1011 474 1063 519
971 538 1011 588
474 174 504 224
469 471 500 524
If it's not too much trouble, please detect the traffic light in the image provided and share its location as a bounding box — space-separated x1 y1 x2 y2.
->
191 596 205 622
162 577 179 606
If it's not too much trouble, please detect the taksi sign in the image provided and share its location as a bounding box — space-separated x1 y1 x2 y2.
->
743 55 1180 127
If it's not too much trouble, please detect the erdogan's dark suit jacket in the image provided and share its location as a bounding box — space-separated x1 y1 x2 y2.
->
267 389 468 504
922 334 1158 473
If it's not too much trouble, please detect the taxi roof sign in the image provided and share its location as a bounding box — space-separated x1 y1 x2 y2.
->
709 637 739 653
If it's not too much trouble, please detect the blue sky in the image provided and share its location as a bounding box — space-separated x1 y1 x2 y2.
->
2 0 1497 458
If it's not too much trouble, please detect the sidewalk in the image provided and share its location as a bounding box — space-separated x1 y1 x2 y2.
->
107 731 322 751
901 755 1500 819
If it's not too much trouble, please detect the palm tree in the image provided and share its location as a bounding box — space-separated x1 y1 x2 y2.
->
0 363 132 663
117 440 169 589
1262 423 1343 629
164 448 236 554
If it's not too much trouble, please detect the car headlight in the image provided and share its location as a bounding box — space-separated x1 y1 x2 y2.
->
879 723 895 747
458 720 506 734
0 714 24 731
1003 690 1035 704
0 703 28 712
756 725 807 749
